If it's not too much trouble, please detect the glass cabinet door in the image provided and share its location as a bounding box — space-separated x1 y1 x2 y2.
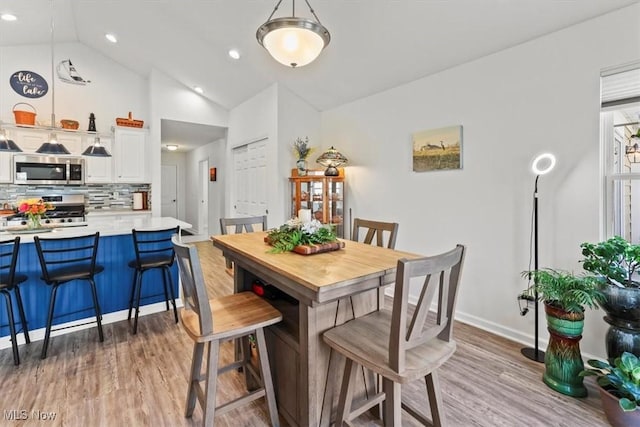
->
290 169 345 237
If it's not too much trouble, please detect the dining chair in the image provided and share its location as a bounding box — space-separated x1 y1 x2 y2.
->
172 236 282 426
352 218 399 249
34 232 104 359
323 244 465 426
127 226 180 334
219 215 267 274
0 237 30 365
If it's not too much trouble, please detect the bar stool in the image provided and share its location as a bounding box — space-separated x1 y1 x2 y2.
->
219 215 267 275
34 232 104 359
172 235 282 426
0 237 30 365
127 226 179 334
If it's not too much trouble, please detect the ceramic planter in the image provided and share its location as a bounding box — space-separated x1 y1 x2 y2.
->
543 303 587 397
598 384 640 427
600 284 640 361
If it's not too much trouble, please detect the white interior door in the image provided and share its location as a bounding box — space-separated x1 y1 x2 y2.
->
161 164 178 218
232 138 268 217
198 159 209 234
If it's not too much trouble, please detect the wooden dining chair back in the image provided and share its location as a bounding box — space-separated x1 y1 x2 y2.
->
352 218 399 249
219 215 267 273
323 244 466 426
172 236 282 426
0 237 30 365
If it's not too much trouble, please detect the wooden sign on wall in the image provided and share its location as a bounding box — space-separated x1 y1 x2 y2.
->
10 70 48 98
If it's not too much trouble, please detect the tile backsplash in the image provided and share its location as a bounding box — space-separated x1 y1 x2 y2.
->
0 184 151 211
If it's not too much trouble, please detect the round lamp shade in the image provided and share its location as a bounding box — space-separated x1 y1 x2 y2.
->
531 153 556 175
317 146 348 176
257 17 330 68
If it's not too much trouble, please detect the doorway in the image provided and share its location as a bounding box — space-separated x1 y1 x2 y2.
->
198 159 209 235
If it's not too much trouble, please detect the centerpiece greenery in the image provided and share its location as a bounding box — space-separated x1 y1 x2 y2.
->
17 198 53 229
266 218 337 253
293 136 313 161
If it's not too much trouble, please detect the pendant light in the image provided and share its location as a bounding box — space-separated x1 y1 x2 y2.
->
0 125 21 152
82 136 111 157
257 0 330 68
36 0 70 155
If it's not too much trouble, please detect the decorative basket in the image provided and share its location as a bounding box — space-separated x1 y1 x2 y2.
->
60 119 79 130
116 111 144 128
13 103 36 126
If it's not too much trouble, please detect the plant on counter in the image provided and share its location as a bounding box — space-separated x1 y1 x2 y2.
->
266 218 337 253
18 198 54 229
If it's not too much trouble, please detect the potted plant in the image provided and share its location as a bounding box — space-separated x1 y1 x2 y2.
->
580 236 640 360
580 351 640 427
265 218 341 254
523 268 604 397
293 136 313 176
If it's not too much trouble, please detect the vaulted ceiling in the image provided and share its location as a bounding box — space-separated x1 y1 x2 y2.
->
1 0 637 114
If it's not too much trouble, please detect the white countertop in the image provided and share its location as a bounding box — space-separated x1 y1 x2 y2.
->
86 209 152 216
0 216 191 243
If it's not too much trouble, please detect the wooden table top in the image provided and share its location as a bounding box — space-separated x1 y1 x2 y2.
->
212 232 421 302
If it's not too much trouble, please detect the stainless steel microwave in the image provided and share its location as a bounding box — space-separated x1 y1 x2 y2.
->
13 155 84 185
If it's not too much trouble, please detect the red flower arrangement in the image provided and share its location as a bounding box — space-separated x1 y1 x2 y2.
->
18 198 54 228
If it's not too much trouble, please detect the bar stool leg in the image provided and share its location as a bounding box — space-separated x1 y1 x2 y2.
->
13 287 30 344
127 270 138 321
41 284 59 359
185 342 204 418
203 340 220 427
255 328 280 426
2 290 19 365
88 279 104 342
164 266 178 323
161 267 170 311
132 271 144 334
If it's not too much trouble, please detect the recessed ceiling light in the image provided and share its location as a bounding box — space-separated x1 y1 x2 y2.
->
228 49 241 60
166 144 178 151
193 86 204 94
1 14 17 22
105 33 118 43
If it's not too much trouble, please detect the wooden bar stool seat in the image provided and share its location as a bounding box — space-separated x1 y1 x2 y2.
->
323 245 465 426
34 232 104 359
172 236 282 426
0 237 31 365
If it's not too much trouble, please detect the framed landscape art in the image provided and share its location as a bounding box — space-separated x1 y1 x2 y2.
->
412 125 462 172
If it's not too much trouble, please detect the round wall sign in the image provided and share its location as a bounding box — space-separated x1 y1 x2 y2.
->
10 70 48 98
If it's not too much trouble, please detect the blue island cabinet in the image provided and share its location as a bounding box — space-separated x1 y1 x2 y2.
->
0 233 179 339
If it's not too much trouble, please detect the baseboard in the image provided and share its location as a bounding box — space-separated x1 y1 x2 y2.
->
0 300 184 350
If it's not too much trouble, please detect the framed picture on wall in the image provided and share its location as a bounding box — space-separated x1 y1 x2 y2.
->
412 125 463 172
209 167 217 182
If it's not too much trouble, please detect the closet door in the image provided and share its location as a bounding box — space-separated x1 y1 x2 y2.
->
232 138 268 218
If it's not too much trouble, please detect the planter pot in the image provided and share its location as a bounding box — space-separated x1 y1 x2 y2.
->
598 384 640 427
600 284 640 362
543 303 587 397
296 159 308 176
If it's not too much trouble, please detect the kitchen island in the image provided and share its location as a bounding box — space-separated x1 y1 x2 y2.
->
0 216 190 348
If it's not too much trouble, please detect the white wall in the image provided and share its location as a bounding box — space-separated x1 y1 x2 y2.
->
160 151 187 220
320 4 640 359
0 42 146 134
148 69 229 217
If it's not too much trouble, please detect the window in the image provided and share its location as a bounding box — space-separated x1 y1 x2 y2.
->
602 65 640 241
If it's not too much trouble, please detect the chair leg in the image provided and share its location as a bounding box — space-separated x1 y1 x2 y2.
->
1 291 19 365
425 371 446 427
88 279 104 342
382 378 402 427
240 335 260 391
203 340 220 427
164 266 179 324
127 269 138 320
13 287 30 344
41 284 59 359
335 358 359 425
185 342 205 418
132 270 144 334
161 266 171 311
255 328 279 427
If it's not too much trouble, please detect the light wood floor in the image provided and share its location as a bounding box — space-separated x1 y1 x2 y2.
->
0 241 608 426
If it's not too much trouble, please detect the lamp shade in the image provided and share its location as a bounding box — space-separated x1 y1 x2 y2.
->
82 137 111 157
0 128 21 152
257 17 330 68
316 146 348 176
36 133 70 155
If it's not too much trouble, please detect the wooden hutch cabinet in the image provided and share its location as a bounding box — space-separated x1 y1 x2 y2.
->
290 168 345 237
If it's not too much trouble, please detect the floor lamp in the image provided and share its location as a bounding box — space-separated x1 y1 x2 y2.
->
521 153 556 363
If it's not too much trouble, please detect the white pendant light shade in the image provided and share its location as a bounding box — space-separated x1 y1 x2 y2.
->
257 1 330 68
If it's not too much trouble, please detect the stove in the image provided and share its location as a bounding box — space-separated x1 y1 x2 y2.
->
6 194 86 227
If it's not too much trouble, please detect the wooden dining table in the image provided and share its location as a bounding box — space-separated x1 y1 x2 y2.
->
211 231 421 427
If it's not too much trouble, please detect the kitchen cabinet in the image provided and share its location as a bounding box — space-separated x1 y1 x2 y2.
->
290 168 345 238
8 127 82 154
0 152 12 183
113 127 148 183
83 137 113 183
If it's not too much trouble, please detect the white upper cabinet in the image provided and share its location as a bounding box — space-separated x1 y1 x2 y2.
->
113 127 148 183
83 136 113 183
7 127 83 155
0 152 12 183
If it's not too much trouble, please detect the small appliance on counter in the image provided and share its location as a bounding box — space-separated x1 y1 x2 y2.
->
132 191 149 210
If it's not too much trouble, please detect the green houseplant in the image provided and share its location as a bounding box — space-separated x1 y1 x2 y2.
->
266 218 338 253
580 352 640 427
580 236 640 360
523 269 604 397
